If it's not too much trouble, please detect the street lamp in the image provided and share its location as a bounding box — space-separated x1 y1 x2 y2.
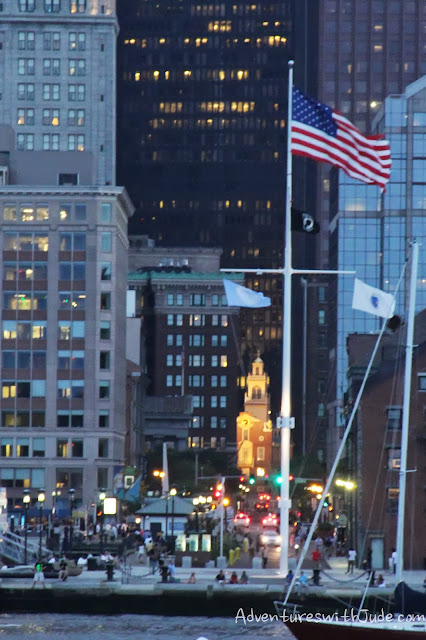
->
99 490 106 553
23 489 31 564
37 489 45 559
68 488 76 553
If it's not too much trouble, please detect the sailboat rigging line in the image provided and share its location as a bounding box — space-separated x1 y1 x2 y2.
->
283 252 409 608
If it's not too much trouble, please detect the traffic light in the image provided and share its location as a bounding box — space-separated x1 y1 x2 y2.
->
214 482 223 499
249 474 256 485
239 476 245 483
275 475 282 485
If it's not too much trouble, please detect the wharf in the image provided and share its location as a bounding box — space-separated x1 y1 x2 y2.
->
0 557 423 617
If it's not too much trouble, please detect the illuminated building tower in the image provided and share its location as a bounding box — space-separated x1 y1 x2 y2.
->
237 357 273 478
0 0 134 513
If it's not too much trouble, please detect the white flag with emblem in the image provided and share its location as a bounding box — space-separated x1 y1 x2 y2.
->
352 278 395 319
223 279 271 308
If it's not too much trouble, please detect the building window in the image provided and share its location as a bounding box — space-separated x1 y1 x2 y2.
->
45 0 61 10
17 83 34 100
72 439 83 457
18 58 35 75
166 375 173 387
33 438 45 457
211 355 218 367
257 446 265 461
43 83 60 100
99 351 110 369
98 438 108 457
211 335 218 347
100 202 111 222
252 386 261 399
68 83 85 101
388 448 401 470
1 439 13 457
220 335 227 347
220 418 226 430
166 354 173 367
18 31 35 50
18 0 35 11
99 381 110 398
67 134 85 151
220 396 227 408
57 439 69 457
220 355 228 367
42 134 60 150
176 314 183 326
70 0 86 14
99 411 109 428
16 133 34 151
167 334 173 346
43 108 60 126
167 314 173 326
211 375 218 387
43 58 60 76
190 314 205 326
68 109 85 126
387 488 399 513
100 321 110 340
211 417 218 429
68 59 86 76
190 294 205 306
211 396 218 408
100 292 111 310
318 310 326 325
101 232 112 252
176 293 183 305
387 407 402 430
221 315 228 327
242 427 249 441
418 375 426 391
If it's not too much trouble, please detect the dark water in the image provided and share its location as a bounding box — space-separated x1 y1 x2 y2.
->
0 613 291 639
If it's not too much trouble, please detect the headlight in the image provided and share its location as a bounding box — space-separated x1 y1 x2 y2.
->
261 536 267 543
276 535 282 543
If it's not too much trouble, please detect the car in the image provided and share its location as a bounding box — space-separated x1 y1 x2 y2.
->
262 513 278 528
233 512 251 526
261 530 281 546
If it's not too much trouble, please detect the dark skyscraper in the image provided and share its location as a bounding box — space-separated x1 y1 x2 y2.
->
116 1 320 429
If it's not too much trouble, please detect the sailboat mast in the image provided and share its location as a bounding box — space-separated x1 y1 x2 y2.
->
395 240 419 583
278 59 294 576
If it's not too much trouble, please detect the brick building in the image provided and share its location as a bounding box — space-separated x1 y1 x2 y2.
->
346 312 426 570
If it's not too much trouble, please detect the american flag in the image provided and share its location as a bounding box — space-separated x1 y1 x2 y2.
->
291 87 391 190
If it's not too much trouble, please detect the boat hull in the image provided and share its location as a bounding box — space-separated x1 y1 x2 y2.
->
285 620 426 640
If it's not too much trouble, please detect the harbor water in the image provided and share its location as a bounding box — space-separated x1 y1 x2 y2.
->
0 613 291 639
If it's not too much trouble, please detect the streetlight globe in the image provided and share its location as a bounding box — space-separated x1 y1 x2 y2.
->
99 491 106 502
193 497 199 506
23 493 31 505
170 488 177 496
38 491 46 503
223 498 230 507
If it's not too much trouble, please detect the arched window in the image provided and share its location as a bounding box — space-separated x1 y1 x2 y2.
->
252 386 261 399
255 367 259 375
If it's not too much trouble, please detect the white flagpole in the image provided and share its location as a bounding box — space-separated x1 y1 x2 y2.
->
278 59 294 577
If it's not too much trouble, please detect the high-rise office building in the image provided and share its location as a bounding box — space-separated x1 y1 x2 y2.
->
117 1 320 433
0 0 134 513
127 242 241 450
313 0 426 464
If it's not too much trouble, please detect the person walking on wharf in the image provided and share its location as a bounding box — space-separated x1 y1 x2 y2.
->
347 546 357 574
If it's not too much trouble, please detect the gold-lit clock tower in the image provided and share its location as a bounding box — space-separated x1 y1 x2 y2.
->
236 357 272 478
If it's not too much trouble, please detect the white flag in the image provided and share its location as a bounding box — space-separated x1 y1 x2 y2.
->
223 279 271 308
352 278 395 319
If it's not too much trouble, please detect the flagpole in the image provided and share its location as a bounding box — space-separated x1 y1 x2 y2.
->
278 59 294 577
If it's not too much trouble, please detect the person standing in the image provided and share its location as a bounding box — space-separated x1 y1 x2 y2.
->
32 561 46 589
261 546 268 569
347 546 357 574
